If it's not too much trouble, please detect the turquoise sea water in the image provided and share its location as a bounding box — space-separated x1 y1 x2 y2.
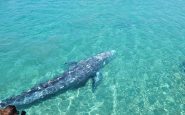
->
1 0 185 114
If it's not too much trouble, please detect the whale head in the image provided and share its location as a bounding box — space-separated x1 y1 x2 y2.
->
94 50 116 64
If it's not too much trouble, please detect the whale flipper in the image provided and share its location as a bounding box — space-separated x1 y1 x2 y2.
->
92 72 103 92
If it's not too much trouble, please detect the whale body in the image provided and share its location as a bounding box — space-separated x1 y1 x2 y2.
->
0 50 116 108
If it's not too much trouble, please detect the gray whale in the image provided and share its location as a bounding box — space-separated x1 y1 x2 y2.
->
0 50 116 108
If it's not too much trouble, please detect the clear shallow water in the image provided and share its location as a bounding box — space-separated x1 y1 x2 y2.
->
1 0 185 114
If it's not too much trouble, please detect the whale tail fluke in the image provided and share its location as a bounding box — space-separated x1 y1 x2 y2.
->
0 101 6 108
